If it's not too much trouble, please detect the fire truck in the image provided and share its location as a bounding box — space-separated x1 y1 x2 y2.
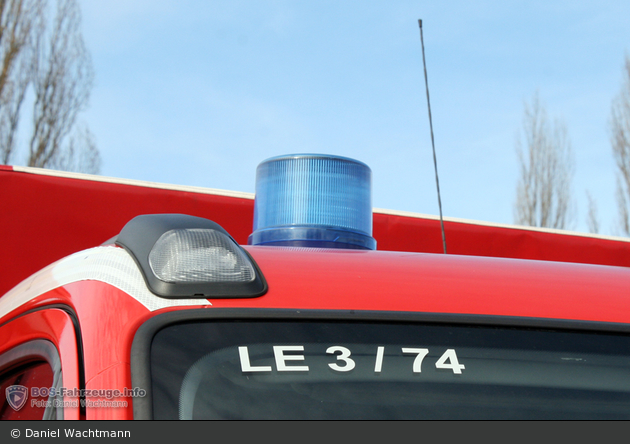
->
2 154 630 420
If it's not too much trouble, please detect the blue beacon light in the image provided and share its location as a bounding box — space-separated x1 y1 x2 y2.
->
248 154 377 250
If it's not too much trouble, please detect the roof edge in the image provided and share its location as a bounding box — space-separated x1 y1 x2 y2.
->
8 165 255 200
373 207 630 243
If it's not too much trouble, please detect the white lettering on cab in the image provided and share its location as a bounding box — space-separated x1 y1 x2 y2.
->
273 345 309 371
326 346 355 372
239 345 310 372
238 346 272 372
238 345 466 375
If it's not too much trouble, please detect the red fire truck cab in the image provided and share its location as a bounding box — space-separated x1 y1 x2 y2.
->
2 154 630 420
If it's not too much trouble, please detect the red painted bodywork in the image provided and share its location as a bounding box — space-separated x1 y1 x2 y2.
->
4 244 630 419
2 166 630 297
3 165 630 419
0 309 82 419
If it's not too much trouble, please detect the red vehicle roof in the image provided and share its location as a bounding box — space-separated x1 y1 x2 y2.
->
207 245 630 325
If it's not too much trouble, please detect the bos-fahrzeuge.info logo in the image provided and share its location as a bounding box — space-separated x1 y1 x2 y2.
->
5 385 28 411
5 385 146 411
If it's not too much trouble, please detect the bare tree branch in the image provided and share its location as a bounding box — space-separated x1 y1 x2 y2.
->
28 0 94 169
0 0 98 173
514 92 575 229
611 56 630 236
586 191 600 234
0 0 43 163
47 121 100 174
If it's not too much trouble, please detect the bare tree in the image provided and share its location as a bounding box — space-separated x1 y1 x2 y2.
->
586 191 600 234
0 0 43 164
47 122 100 174
514 93 575 229
0 0 99 174
27 0 95 171
611 56 630 236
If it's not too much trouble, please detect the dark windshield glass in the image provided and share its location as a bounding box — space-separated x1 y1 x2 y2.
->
149 320 630 419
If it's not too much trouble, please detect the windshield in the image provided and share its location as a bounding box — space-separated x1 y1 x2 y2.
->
149 320 630 419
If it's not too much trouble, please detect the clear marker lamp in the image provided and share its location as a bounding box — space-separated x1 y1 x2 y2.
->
116 214 267 298
248 154 376 250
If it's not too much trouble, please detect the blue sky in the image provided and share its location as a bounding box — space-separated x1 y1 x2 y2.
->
71 1 630 234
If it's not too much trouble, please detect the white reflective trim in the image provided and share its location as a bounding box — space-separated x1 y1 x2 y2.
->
374 207 630 242
11 165 254 200
0 246 211 320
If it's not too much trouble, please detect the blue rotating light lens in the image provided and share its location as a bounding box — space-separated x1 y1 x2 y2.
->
248 154 376 250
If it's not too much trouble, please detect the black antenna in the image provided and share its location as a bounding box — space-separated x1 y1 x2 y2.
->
418 19 447 254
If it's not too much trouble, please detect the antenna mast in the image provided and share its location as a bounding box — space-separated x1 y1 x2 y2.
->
418 19 447 254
